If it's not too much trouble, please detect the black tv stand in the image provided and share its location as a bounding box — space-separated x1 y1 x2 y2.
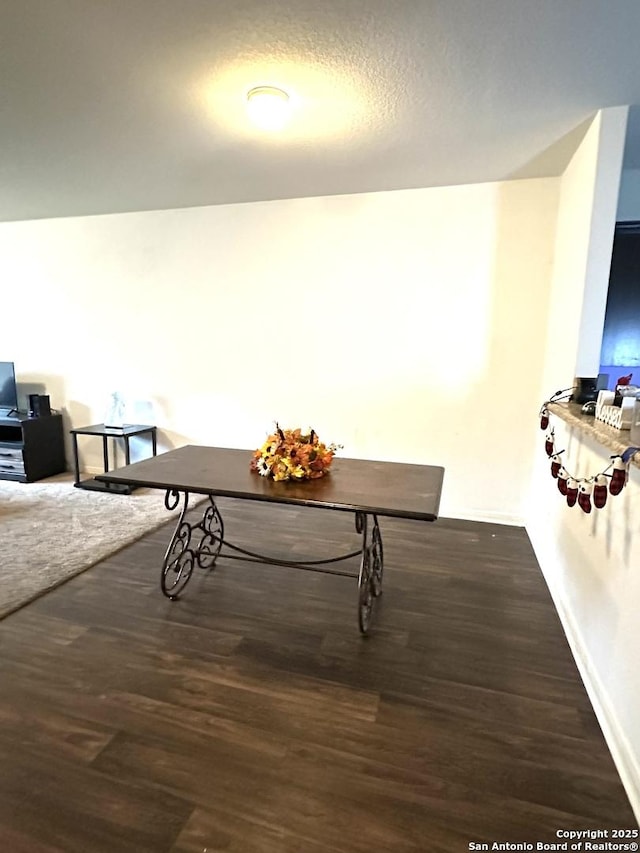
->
0 413 66 482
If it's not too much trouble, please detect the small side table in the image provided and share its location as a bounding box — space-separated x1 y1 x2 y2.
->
70 423 157 494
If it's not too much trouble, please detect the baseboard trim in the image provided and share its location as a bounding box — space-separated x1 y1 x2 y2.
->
527 525 640 825
451 508 524 526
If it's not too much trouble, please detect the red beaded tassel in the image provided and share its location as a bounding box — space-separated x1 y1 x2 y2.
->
557 467 569 495
593 474 608 509
578 481 593 514
609 456 627 496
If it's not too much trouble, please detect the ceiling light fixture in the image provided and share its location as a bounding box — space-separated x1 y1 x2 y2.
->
246 86 291 131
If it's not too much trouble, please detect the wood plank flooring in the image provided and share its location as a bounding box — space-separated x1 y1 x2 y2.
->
0 499 637 851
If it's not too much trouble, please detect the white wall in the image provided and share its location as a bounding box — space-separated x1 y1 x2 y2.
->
537 117 600 398
536 108 626 388
529 422 640 821
2 178 558 523
575 108 628 376
527 107 640 821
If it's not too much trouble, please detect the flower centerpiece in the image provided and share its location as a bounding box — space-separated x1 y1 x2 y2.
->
250 424 341 482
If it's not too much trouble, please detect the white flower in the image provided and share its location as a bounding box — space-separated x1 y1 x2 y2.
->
256 458 271 476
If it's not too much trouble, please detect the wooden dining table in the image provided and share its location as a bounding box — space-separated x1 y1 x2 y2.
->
97 445 445 634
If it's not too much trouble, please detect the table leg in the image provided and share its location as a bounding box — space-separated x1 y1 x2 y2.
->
156 492 383 635
160 491 224 600
355 512 384 634
72 434 81 486
124 436 131 467
151 428 157 457
102 436 109 473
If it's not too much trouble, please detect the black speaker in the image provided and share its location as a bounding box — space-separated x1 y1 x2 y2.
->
28 394 51 417
574 377 598 404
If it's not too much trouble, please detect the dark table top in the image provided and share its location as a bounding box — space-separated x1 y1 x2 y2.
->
70 423 156 437
97 445 444 521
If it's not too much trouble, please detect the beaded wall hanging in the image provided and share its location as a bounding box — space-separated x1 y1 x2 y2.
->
539 387 638 513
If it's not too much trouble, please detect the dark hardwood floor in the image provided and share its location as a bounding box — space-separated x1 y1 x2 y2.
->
0 499 637 851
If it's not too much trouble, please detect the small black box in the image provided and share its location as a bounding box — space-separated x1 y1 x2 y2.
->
574 377 598 404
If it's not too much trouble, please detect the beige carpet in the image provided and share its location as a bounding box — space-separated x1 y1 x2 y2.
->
0 473 175 619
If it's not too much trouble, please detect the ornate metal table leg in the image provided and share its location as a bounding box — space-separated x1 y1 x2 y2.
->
160 492 382 635
371 515 384 597
355 512 384 634
197 498 224 569
161 491 224 600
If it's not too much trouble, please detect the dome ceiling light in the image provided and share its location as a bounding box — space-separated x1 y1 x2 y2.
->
246 85 291 131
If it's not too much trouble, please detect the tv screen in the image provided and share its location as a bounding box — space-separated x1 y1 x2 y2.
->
0 361 18 412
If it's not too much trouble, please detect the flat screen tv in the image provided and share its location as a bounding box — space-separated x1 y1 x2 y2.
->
0 361 18 413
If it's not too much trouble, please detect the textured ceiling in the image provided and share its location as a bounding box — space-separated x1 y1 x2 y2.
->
2 0 640 222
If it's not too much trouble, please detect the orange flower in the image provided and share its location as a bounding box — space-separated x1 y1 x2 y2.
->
250 426 341 481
